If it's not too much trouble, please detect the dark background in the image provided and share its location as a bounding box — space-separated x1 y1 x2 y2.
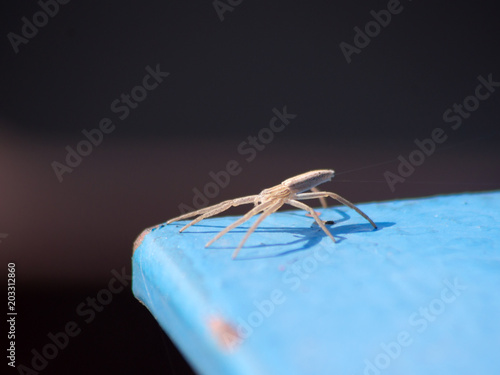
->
1 0 499 374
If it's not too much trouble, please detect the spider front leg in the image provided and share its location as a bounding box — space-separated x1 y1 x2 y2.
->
205 200 275 248
232 199 286 259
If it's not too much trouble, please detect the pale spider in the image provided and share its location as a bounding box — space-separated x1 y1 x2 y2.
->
167 169 377 259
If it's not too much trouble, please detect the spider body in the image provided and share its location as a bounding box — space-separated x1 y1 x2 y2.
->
167 169 376 259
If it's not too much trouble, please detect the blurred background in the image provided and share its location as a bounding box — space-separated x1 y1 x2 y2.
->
1 0 499 373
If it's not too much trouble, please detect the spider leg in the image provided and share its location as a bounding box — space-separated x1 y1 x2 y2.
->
177 195 259 232
295 192 377 229
205 200 275 248
288 199 336 243
166 195 258 229
232 199 285 259
178 201 234 232
310 187 328 208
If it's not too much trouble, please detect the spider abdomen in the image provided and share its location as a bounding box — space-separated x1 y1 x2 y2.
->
282 169 335 194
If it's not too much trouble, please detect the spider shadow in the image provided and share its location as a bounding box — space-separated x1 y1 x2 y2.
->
172 209 394 260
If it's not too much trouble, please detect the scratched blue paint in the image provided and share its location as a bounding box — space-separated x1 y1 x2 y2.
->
132 191 500 375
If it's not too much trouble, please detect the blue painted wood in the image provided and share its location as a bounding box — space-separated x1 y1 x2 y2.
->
132 191 500 375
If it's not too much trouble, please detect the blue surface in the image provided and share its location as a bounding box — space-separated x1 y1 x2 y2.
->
132 191 500 375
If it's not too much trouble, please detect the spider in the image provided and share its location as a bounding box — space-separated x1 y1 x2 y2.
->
167 169 377 259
